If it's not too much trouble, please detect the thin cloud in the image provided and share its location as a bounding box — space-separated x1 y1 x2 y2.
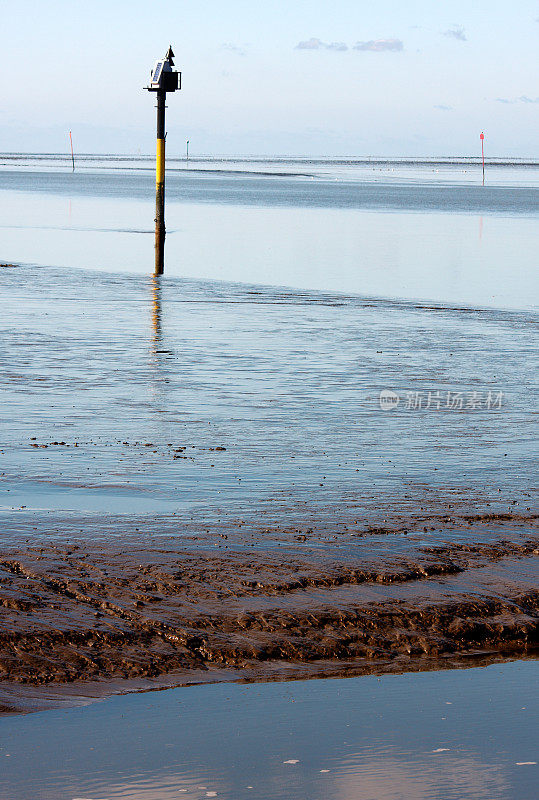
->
443 25 467 41
434 104 453 111
221 43 247 56
353 39 403 52
496 95 539 104
326 42 348 51
295 38 325 50
295 38 348 51
295 37 402 53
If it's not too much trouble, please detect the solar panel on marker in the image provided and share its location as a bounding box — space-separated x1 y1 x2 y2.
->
153 62 163 83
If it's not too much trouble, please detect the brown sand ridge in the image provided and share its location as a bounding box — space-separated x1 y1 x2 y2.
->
0 511 538 709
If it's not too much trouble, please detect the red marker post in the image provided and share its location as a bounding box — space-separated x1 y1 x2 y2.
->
480 132 485 185
69 130 75 172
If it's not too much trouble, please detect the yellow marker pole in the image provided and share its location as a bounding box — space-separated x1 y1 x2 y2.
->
155 90 166 275
146 47 180 274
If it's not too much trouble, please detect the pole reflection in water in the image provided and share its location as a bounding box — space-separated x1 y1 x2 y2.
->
150 275 162 352
148 276 176 408
148 275 171 410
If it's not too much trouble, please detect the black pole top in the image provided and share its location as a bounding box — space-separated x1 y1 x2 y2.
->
146 46 181 92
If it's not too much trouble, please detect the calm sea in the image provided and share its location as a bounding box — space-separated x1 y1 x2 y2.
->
0 155 537 534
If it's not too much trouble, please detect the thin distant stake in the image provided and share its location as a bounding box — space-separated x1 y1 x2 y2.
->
480 131 485 185
69 130 75 172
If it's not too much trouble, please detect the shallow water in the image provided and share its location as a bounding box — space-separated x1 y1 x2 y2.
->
0 158 536 559
0 661 537 800
0 157 537 308
0 263 537 534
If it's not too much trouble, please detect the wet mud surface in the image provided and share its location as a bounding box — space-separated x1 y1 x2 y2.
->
1 511 537 712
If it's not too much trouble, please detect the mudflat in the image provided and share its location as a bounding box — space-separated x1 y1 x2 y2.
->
1 508 537 710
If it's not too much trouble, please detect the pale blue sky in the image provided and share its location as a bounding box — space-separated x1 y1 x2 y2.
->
1 0 537 156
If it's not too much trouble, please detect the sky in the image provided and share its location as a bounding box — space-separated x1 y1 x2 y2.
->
1 0 537 156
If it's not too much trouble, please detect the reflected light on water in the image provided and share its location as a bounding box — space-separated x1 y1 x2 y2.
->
0 170 537 310
333 754 508 800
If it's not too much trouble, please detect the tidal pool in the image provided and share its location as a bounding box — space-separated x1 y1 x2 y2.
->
0 660 537 800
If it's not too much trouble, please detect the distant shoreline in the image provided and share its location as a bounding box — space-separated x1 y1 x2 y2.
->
1 153 538 167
